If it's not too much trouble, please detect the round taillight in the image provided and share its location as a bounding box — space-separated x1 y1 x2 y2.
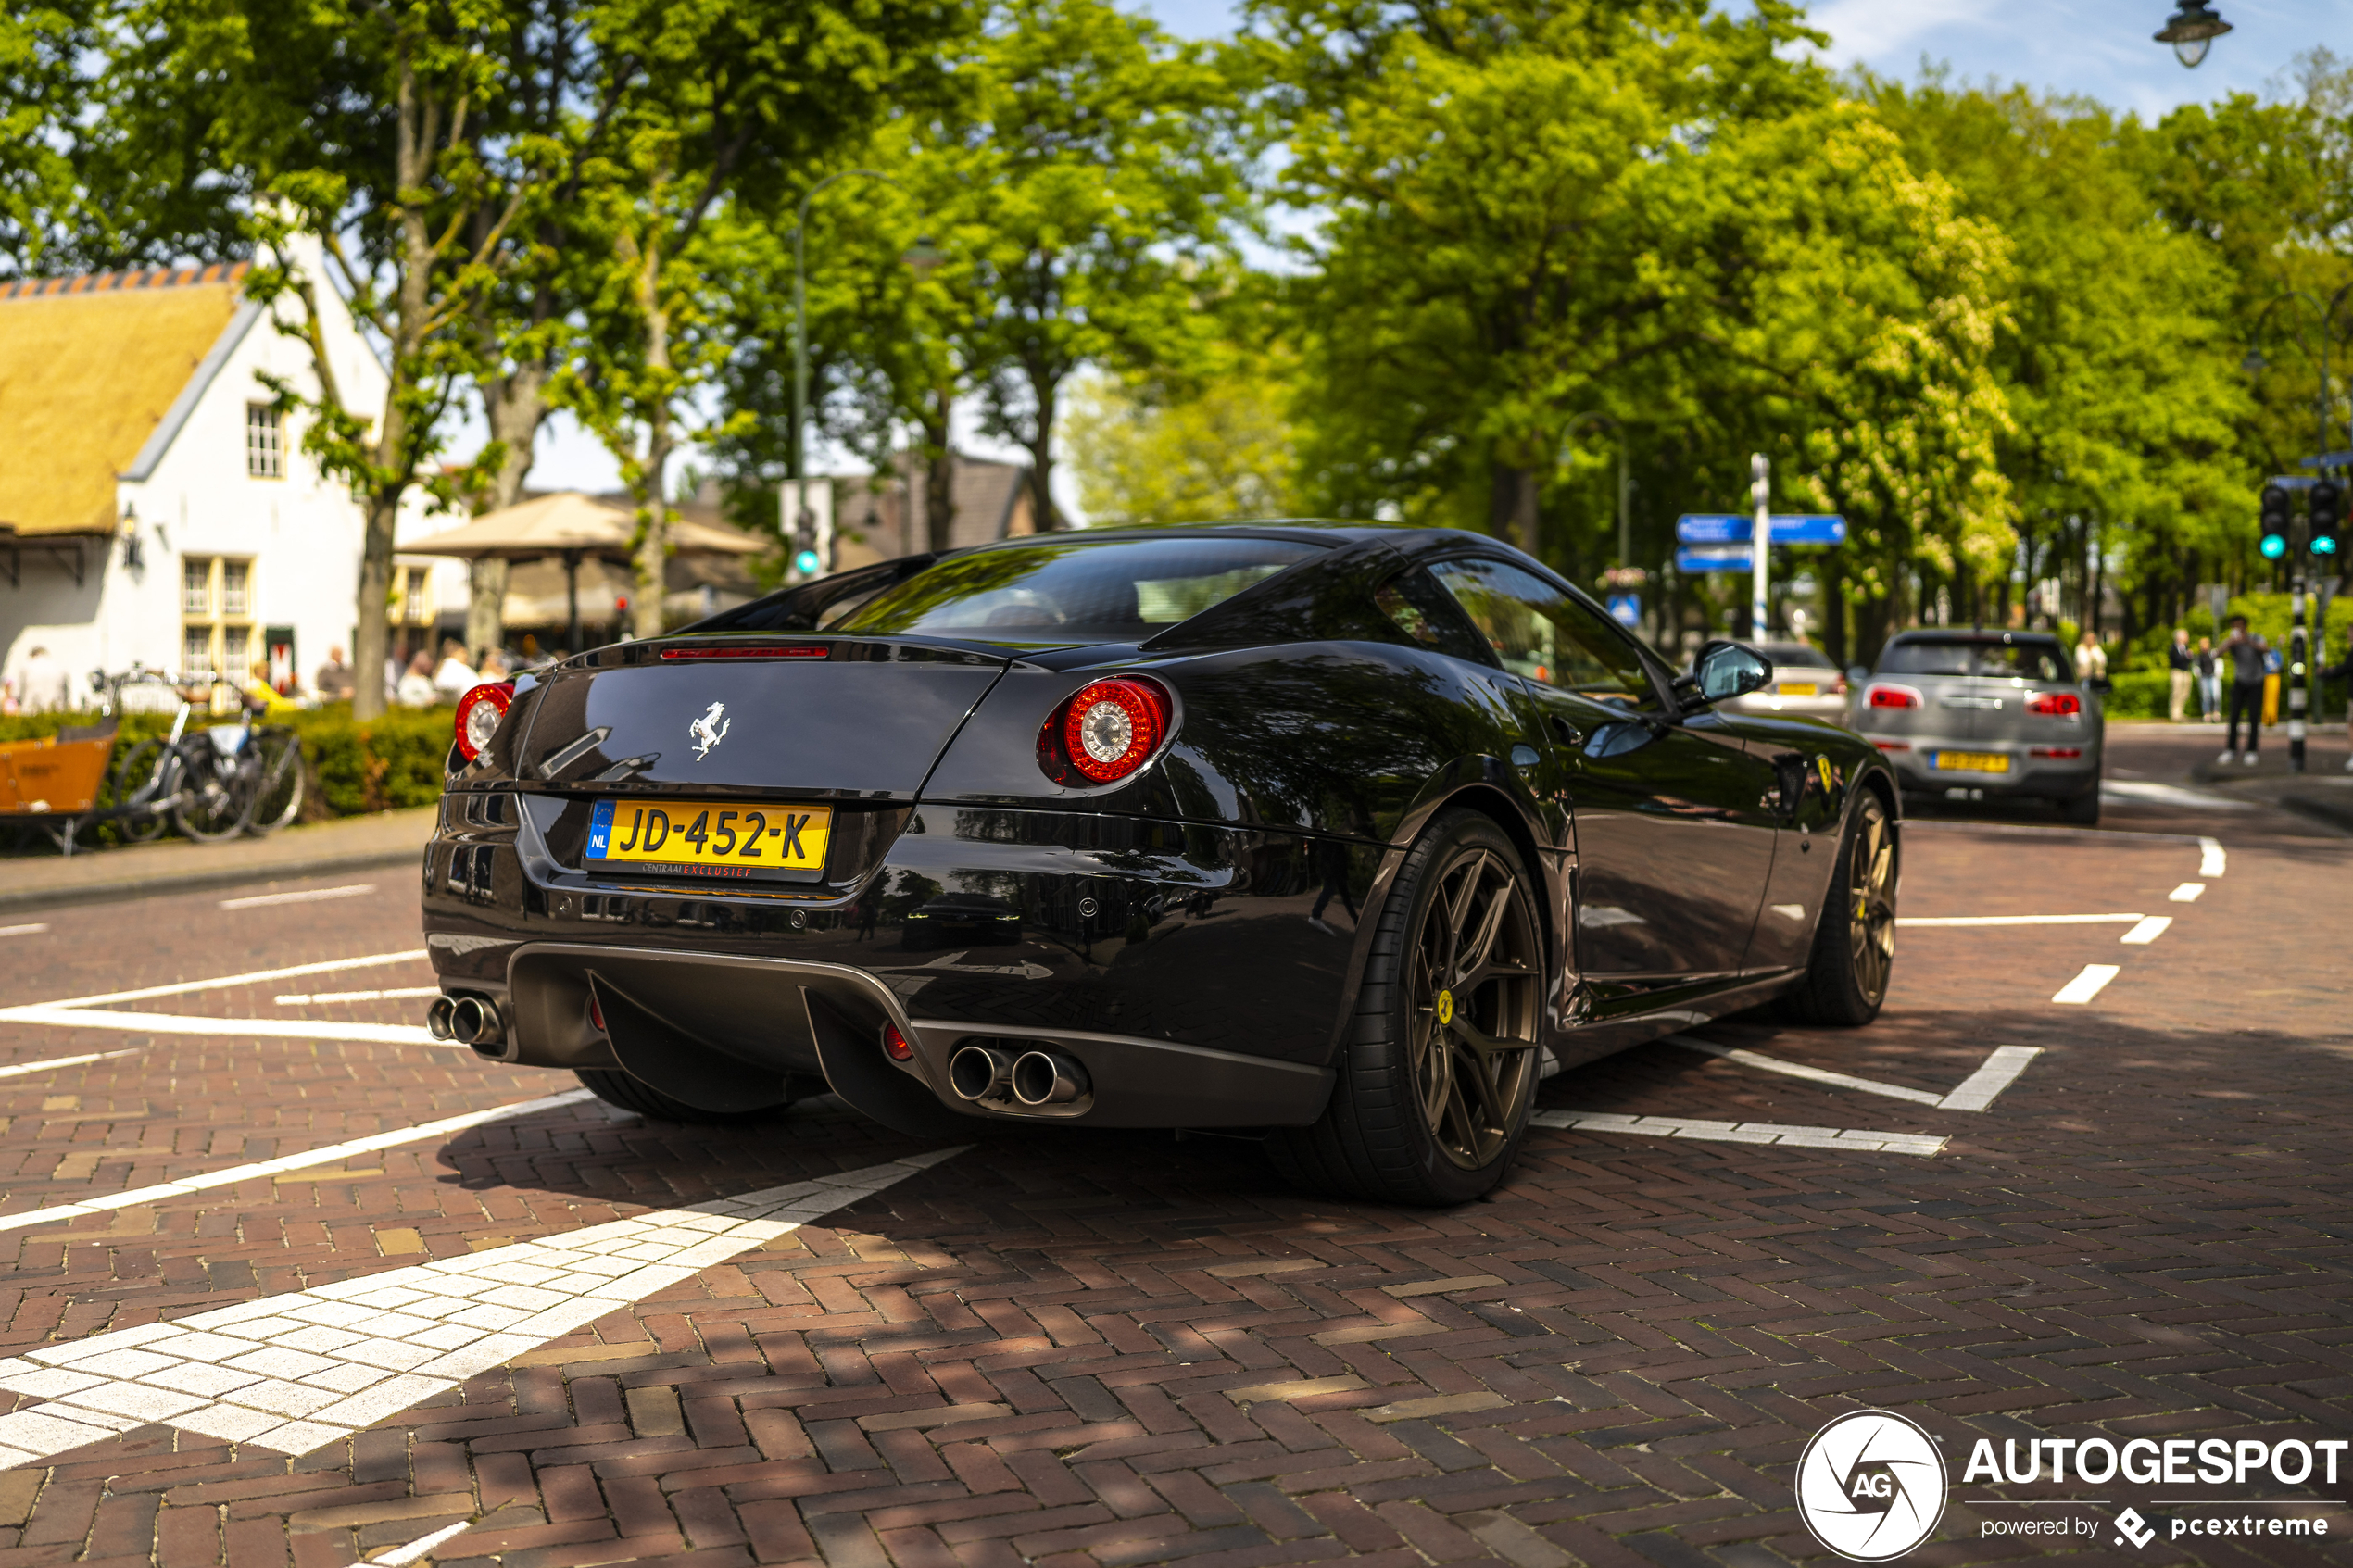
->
1050 678 1170 784
454 683 513 762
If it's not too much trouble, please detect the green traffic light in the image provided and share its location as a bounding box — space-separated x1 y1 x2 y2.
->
795 549 823 574
2260 535 2287 559
2316 537 2340 556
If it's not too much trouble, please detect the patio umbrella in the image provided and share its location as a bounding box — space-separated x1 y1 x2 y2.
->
401 492 767 653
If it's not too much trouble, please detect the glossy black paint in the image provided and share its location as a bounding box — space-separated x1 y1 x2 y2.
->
427 522 1898 1132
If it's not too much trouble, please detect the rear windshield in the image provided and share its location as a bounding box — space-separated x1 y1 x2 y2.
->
835 536 1318 646
1881 637 2072 682
1760 644 1834 669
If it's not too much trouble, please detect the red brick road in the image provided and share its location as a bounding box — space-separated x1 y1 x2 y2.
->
0 782 2344 1566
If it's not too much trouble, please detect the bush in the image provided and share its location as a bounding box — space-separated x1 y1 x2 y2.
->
0 702 454 822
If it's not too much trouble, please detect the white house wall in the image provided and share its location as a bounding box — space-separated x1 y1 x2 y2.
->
1 244 447 708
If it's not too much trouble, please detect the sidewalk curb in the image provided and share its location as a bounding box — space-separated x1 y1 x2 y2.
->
0 843 423 917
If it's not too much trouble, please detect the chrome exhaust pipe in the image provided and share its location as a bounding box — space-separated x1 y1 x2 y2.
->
1012 1050 1088 1107
448 995 505 1052
949 1045 1016 1101
425 996 455 1041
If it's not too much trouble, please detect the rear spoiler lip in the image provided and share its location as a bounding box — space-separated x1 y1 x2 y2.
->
539 632 1044 673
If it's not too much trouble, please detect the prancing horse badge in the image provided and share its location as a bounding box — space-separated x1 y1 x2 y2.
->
690 701 730 760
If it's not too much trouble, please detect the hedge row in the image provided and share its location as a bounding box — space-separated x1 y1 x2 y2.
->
0 703 455 821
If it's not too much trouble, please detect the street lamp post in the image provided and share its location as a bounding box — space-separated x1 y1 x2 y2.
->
790 169 941 581
1559 412 1629 568
2245 284 2353 772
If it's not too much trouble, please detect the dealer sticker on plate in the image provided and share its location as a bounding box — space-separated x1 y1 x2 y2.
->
586 798 832 881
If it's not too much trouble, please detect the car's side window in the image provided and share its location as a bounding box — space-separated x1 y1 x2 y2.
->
1372 567 1494 666
1428 558 1662 711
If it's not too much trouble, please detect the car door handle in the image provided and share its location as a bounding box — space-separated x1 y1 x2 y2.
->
1550 717 1584 747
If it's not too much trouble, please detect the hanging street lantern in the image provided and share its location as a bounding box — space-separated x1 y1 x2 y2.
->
2154 3 2233 69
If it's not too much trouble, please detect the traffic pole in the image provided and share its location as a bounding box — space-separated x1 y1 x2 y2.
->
2290 567 2309 772
1749 454 1769 642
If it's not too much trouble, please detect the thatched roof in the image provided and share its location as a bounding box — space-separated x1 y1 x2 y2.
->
0 264 256 539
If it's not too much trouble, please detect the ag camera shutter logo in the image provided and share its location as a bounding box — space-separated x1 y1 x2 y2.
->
1797 1410 1948 1561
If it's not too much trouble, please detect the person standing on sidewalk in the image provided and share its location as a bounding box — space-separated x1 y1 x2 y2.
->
2221 615 2269 765
2196 636 2221 720
2075 628 2109 694
2167 628 2194 721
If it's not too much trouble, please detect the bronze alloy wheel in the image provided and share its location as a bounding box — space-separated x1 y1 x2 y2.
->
1406 843 1543 1171
1847 796 1896 1007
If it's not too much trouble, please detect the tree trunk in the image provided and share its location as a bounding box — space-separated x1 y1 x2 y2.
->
1821 549 1849 670
1025 374 1061 533
630 234 670 642
924 383 956 553
1489 462 1539 558
466 363 547 661
353 491 401 720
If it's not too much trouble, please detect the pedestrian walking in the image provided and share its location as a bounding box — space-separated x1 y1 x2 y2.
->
2167 628 2194 722
2220 615 2268 765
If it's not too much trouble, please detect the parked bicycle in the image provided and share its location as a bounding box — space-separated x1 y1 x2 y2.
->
97 671 305 843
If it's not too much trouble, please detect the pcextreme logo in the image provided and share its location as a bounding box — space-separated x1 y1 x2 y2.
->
1796 1410 1949 1562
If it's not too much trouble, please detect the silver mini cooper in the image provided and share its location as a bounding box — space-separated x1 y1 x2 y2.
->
1853 631 2103 824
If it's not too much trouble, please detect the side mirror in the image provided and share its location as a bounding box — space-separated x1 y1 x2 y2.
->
1674 639 1773 708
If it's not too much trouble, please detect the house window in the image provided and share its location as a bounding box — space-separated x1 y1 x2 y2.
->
246 402 283 479
181 557 255 680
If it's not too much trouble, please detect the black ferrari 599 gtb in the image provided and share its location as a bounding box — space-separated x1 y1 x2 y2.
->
423 523 1899 1204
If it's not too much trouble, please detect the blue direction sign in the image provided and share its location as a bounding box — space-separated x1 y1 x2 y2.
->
1677 545 1752 573
1676 513 1847 546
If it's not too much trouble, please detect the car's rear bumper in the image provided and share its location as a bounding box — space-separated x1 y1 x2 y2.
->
1860 731 2098 798
421 799 1382 1128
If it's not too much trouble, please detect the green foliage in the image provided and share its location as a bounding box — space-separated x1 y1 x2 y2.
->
1065 355 1301 526
0 706 453 825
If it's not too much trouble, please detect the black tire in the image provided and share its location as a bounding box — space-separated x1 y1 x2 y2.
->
172 744 245 842
572 1068 795 1123
105 740 174 845
2057 788 2100 826
1783 790 1897 1026
244 729 305 835
1269 809 1544 1206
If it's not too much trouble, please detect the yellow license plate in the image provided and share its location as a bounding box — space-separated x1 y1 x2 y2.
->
1778 682 1818 696
1931 751 2010 774
585 799 831 881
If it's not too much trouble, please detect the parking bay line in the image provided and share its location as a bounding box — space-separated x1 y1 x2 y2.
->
0 1049 144 1080
1667 1035 2043 1112
2170 883 2206 902
1532 1110 1945 1158
3 949 430 1013
0 1148 963 1472
0 1088 598 1235
275 988 442 1006
1897 913 2144 927
2120 915 2172 945
2053 964 2120 1005
2199 836 2226 877
0 1006 443 1047
218 884 378 911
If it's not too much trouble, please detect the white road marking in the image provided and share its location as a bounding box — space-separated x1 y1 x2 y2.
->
218 884 378 911
2052 964 2120 1005
1936 1046 2043 1111
7 949 428 1012
0 925 48 939
2198 837 2226 877
1666 1035 1943 1105
1533 1110 1945 1157
0 1007 441 1047
2120 916 2172 945
274 988 442 1006
0 1150 962 1469
0 1088 596 1235
0 1049 143 1080
1897 913 2143 927
347 1520 471 1567
2100 780 2251 810
2169 883 2206 902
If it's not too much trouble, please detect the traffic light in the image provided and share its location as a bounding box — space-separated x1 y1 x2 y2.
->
2310 478 2343 558
2259 483 2293 559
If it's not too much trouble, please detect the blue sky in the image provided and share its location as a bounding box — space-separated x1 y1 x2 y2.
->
529 0 2346 496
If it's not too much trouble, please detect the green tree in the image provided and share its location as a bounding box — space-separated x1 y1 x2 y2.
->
1256 0 1828 561
1065 352 1301 525
557 0 965 638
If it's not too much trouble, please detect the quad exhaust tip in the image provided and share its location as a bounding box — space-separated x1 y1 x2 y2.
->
447 994 508 1057
425 996 455 1040
947 1044 1091 1109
